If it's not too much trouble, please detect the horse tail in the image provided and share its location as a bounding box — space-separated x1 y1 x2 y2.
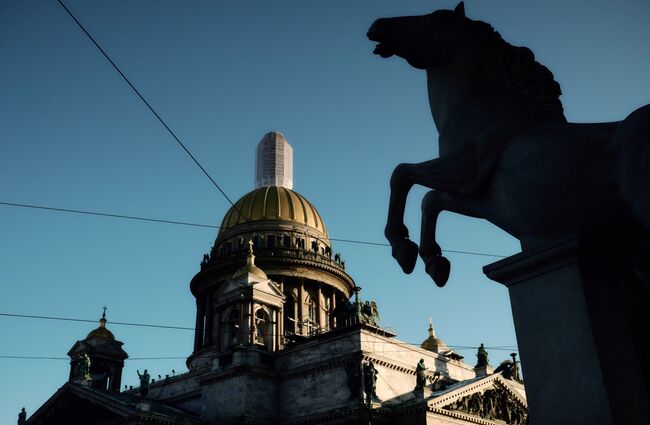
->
617 104 650 231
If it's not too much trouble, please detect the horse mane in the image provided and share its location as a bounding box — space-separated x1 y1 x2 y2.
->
465 19 566 122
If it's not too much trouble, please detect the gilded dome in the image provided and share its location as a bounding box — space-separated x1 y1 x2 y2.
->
86 317 115 340
420 321 448 353
219 186 328 238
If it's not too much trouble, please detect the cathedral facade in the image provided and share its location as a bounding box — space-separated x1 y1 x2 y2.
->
23 133 527 425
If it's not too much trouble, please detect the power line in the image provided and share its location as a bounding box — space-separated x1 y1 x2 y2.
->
54 2 505 260
56 0 256 233
52 1 514 262
0 313 193 331
0 200 507 258
0 201 219 230
0 343 518 362
0 312 517 352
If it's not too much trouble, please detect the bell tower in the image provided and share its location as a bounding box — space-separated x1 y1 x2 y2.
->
67 308 128 392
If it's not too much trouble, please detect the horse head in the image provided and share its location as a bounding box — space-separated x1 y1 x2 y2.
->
367 2 466 70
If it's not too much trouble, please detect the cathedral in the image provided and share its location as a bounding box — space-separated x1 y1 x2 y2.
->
21 132 528 425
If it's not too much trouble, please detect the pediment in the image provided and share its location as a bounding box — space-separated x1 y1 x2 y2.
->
252 278 285 299
214 278 246 299
26 382 198 425
214 277 285 305
428 374 528 424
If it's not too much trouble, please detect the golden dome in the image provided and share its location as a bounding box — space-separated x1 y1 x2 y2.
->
87 317 115 341
420 320 448 353
219 186 328 238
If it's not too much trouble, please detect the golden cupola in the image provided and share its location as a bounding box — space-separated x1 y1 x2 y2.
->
188 132 356 364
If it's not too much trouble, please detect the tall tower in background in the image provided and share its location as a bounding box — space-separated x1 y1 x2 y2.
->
255 131 293 189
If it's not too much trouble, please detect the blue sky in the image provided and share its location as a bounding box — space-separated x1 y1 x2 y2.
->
1 0 649 421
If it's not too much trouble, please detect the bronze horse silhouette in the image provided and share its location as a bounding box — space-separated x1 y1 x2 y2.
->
368 2 650 286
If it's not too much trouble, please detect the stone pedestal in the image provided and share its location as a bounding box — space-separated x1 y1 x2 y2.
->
484 234 649 425
473 364 493 378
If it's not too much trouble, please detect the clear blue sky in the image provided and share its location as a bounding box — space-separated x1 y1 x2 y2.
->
1 0 648 421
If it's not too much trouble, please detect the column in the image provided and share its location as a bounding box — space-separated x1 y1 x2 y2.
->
204 296 212 346
277 306 284 349
249 301 255 345
298 279 305 335
316 284 324 331
331 292 337 328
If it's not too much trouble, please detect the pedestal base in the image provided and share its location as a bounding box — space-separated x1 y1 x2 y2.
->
484 234 649 425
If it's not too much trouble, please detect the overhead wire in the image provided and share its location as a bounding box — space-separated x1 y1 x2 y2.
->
0 312 517 353
14 4 517 375
53 2 511 260
0 201 219 230
56 0 257 235
0 201 507 258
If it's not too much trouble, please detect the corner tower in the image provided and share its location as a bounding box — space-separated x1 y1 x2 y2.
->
189 132 355 367
67 310 128 392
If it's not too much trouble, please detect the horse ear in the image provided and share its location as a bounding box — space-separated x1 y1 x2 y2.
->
454 1 465 17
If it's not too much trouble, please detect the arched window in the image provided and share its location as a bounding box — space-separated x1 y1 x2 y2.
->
221 308 240 351
306 294 317 335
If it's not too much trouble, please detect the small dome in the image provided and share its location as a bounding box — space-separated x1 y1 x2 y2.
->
86 316 115 341
233 244 268 282
219 186 328 239
420 320 448 353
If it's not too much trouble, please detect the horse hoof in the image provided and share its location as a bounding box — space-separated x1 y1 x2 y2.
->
392 239 419 274
425 257 450 287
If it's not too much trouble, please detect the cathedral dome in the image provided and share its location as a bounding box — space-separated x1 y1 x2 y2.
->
218 186 329 240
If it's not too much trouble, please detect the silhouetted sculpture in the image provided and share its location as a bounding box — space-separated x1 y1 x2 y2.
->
368 2 650 287
137 369 150 397
415 359 427 391
476 343 489 367
78 353 91 381
17 408 26 425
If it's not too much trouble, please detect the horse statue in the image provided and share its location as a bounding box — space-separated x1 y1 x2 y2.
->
367 2 650 287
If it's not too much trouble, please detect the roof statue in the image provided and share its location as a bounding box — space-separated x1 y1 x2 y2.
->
78 353 91 382
367 2 650 287
476 343 489 367
137 369 150 398
415 359 427 391
17 408 26 425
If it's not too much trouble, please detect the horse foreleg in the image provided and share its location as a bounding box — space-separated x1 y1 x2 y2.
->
420 190 484 287
386 164 418 273
386 159 460 274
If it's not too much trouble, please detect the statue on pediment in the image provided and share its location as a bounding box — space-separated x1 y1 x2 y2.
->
415 359 427 390
476 343 489 367
17 408 26 425
137 369 150 397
